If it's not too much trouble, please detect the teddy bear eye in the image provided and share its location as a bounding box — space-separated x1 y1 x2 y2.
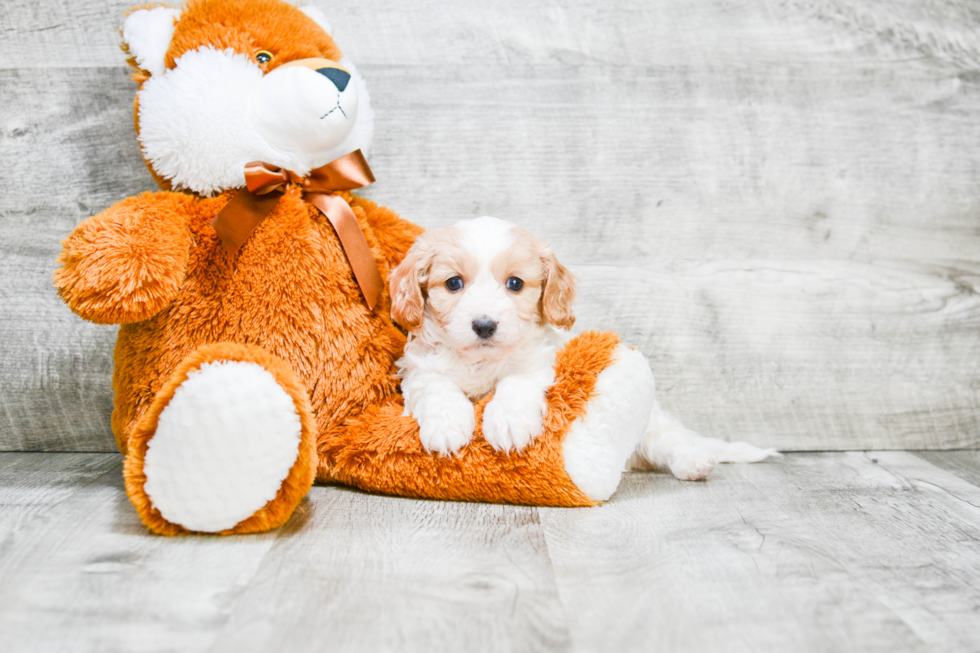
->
445 276 464 292
255 50 273 64
506 277 524 292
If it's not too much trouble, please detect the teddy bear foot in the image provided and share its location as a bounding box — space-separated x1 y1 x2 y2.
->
124 344 317 535
560 344 657 501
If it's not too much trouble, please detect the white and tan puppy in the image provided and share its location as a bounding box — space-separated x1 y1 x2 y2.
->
390 216 778 480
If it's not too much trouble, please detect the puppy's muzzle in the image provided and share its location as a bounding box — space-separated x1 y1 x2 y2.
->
471 317 497 340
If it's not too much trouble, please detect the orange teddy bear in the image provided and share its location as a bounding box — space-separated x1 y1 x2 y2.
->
55 0 660 535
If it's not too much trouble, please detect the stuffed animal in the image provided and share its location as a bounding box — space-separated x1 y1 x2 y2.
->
54 0 663 535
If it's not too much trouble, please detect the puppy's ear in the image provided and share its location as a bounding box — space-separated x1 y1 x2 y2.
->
389 240 428 330
541 249 576 329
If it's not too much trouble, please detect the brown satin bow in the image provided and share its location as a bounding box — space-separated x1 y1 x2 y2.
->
211 150 384 311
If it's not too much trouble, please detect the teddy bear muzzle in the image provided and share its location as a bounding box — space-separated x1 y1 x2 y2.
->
249 57 360 157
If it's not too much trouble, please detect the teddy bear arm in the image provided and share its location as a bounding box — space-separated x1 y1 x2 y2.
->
350 195 425 270
55 192 194 325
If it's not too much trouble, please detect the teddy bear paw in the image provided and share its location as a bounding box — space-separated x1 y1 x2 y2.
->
142 359 304 532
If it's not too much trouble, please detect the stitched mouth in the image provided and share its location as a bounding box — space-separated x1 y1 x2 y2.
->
320 102 347 120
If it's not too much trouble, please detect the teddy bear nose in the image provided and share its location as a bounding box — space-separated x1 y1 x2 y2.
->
471 317 497 340
316 67 350 91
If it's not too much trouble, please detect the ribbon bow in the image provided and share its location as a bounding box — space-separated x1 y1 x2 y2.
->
211 150 384 311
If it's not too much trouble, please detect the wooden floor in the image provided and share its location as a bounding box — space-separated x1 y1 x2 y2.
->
1 452 979 652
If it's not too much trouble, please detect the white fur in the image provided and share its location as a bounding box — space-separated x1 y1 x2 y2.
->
135 42 373 195
398 216 565 455
629 405 782 479
122 7 180 77
396 217 781 491
402 372 476 456
142 361 302 533
482 365 555 452
562 346 656 500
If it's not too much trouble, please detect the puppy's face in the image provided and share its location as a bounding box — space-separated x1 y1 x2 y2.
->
390 217 576 356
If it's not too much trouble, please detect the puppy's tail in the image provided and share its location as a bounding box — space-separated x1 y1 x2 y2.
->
631 403 781 480
698 436 782 464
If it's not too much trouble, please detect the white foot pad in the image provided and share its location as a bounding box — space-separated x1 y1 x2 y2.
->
143 361 302 532
562 346 656 501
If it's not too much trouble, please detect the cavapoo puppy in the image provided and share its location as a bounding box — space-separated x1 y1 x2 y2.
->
389 216 778 480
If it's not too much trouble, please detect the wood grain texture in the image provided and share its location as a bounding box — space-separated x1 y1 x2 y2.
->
572 261 980 450
1 67 147 451
539 452 980 652
915 450 980 487
0 466 282 653
0 452 120 540
3 452 980 651
1 0 979 450
208 488 570 653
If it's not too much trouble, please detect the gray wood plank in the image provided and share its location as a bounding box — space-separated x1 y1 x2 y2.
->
4 452 980 651
3 0 980 452
0 469 283 653
0 452 120 540
0 66 154 452
208 487 570 653
914 450 980 493
571 262 980 451
8 63 980 262
538 452 980 652
5 0 979 71
4 64 980 451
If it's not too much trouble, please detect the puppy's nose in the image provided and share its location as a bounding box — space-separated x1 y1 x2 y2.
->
471 317 497 340
316 67 351 91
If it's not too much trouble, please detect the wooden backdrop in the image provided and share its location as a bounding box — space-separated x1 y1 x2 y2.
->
2 0 978 452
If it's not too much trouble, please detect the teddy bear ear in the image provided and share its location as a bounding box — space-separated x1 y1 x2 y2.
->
299 6 334 36
122 6 181 77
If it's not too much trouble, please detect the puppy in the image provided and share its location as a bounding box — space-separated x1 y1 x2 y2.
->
389 216 779 479
390 216 570 455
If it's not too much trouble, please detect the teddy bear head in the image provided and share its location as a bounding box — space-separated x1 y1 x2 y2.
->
122 0 373 196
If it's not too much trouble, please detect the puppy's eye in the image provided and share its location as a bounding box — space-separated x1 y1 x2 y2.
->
506 277 524 292
255 50 274 64
445 276 464 292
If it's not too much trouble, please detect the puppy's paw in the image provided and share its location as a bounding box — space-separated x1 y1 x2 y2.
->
416 392 476 456
482 385 548 454
668 446 717 481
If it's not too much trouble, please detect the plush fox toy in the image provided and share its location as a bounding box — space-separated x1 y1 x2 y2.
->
55 0 669 535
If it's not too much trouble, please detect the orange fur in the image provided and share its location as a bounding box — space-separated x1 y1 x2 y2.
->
55 0 631 535
124 343 318 535
541 250 576 329
389 225 471 330
167 0 342 71
55 192 195 325
318 331 621 507
388 245 426 330
491 227 548 323
70 188 419 456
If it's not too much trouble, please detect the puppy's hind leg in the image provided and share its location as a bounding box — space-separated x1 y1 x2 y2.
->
630 399 781 481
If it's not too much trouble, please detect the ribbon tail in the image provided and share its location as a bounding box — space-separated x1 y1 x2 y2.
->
307 193 384 312
212 188 281 256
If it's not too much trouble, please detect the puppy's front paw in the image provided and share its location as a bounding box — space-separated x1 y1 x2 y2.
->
415 393 476 456
669 446 717 481
482 386 548 454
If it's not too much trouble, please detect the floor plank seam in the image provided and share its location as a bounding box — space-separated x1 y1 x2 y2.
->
530 505 578 653
201 494 314 653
